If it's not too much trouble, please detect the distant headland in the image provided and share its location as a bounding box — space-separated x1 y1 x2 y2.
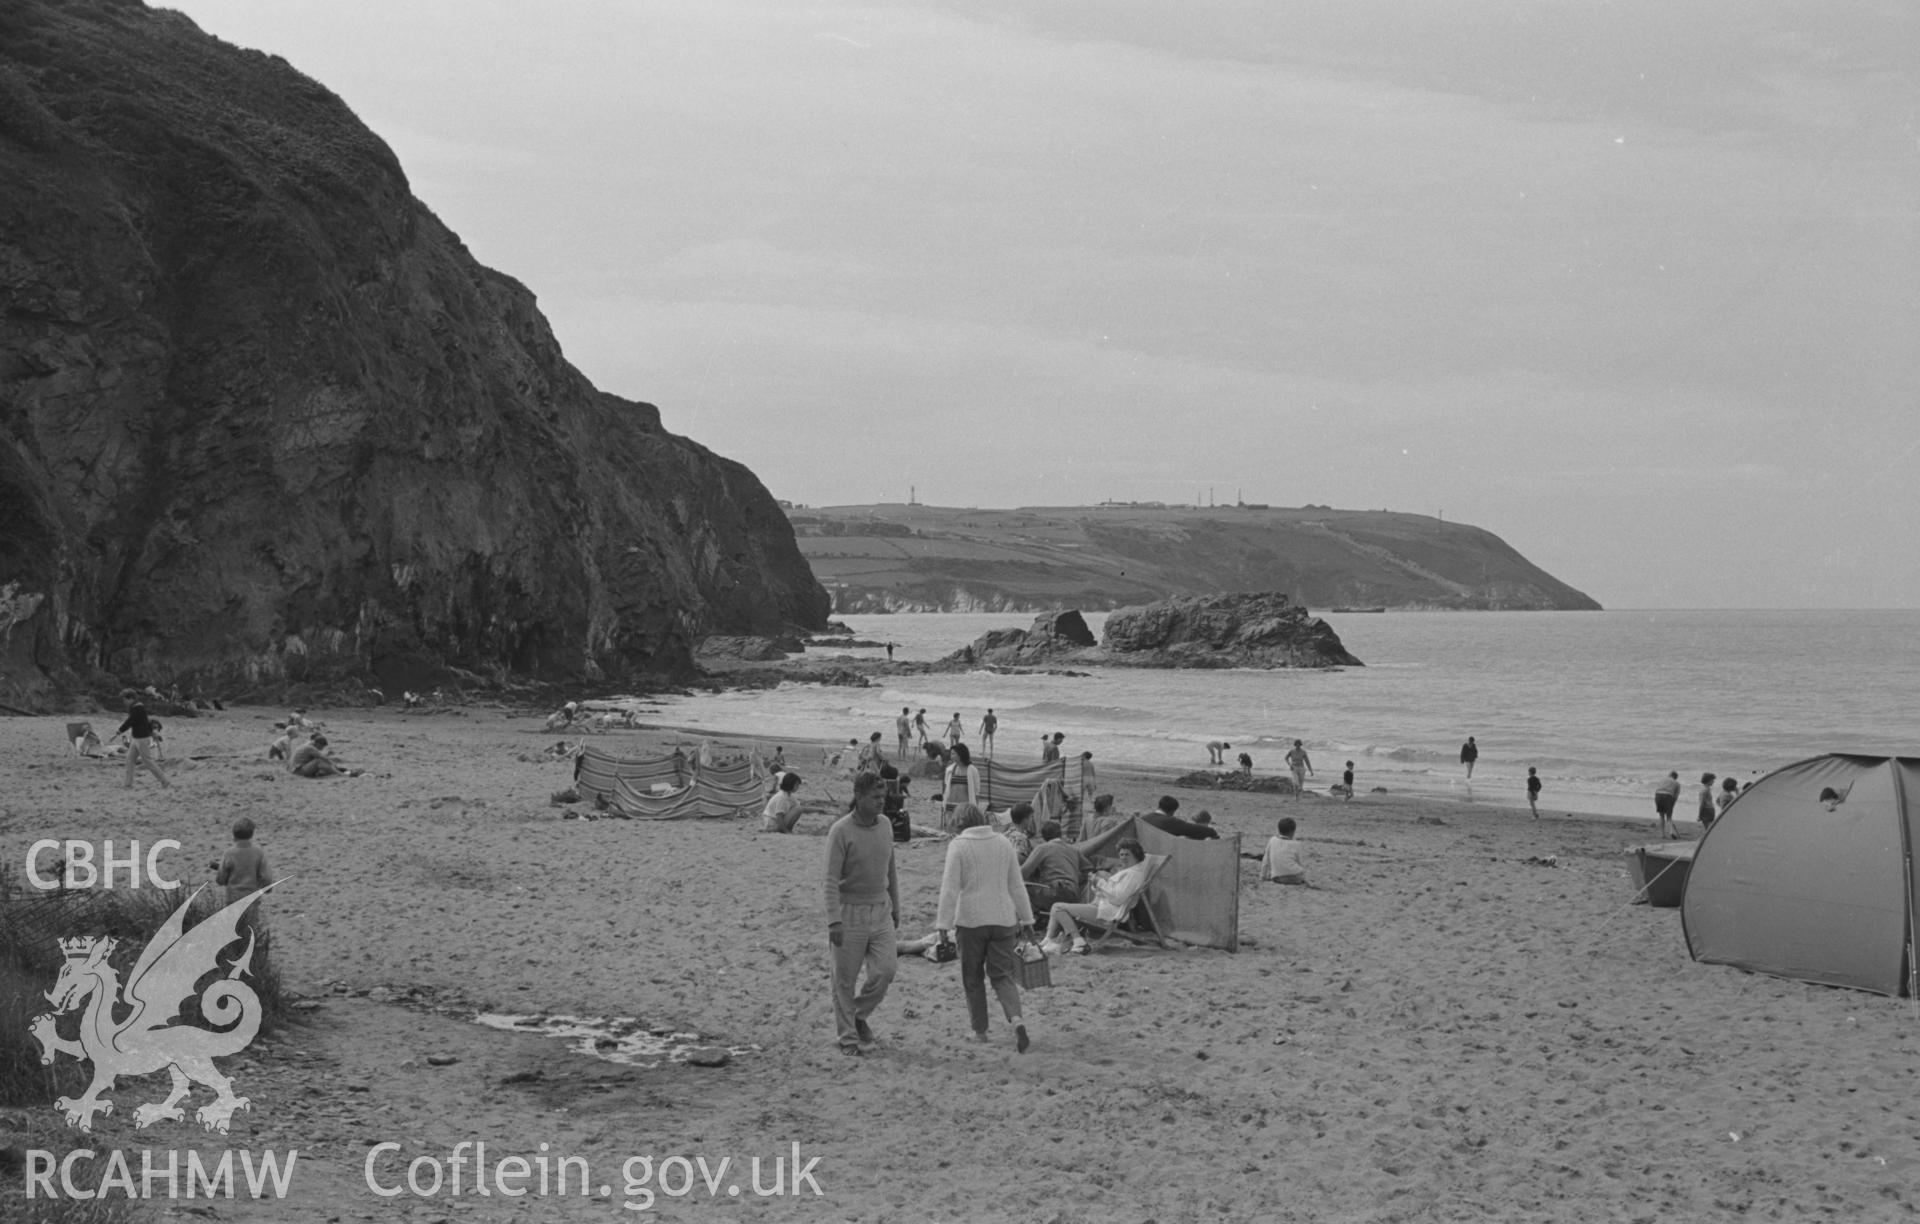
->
789 502 1599 613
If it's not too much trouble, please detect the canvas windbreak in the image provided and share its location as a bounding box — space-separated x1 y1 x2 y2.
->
574 745 764 820
1075 816 1240 951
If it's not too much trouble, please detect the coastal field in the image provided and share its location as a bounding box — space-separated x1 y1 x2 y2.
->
3 706 1916 1221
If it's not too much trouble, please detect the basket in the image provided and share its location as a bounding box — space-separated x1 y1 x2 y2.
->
1012 942 1052 989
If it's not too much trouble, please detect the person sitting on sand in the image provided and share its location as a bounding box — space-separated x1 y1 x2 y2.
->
267 724 298 761
1041 839 1149 956
1021 821 1090 915
881 764 912 843
1142 795 1219 841
1259 817 1307 884
1003 802 1037 860
764 771 806 833
1082 792 1117 837
290 733 361 778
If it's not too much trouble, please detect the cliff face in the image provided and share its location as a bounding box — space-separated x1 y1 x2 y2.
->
795 504 1601 614
0 0 829 703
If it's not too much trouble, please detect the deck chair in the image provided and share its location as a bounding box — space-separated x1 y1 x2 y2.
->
1080 853 1172 951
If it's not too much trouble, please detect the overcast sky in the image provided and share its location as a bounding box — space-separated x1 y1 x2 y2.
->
166 0 1916 609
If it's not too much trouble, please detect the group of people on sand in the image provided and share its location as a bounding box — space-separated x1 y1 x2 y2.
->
263 710 362 778
1203 739 1315 795
826 767 1178 1057
1651 769 1745 837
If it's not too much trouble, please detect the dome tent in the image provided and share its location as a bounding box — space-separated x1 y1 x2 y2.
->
1684 755 1920 996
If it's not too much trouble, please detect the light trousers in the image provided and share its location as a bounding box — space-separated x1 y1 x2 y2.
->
831 901 896 1048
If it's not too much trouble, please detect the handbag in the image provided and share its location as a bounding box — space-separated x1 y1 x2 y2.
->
1012 941 1053 989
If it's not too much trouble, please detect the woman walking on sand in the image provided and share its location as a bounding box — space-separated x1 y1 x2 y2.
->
118 701 170 789
935 803 1034 1052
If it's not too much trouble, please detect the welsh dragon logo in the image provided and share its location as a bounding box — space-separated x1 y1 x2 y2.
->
30 884 276 1133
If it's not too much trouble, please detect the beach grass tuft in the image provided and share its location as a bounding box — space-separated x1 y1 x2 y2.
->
0 884 291 1108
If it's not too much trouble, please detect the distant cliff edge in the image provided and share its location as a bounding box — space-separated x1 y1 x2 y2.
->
0 0 829 706
792 504 1598 614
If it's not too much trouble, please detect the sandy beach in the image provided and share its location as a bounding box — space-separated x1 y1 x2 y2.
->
4 703 1917 1221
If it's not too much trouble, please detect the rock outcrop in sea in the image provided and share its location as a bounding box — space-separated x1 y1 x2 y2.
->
942 594 1360 670
1101 593 1361 669
0 1 829 705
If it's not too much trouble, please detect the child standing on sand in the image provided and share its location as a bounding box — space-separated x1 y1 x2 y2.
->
216 816 275 899
1339 761 1355 800
1527 768 1542 818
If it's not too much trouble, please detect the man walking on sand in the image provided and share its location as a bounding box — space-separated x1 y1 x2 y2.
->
979 708 998 754
827 771 899 1056
914 709 929 745
1460 735 1479 779
1286 739 1313 798
896 707 913 760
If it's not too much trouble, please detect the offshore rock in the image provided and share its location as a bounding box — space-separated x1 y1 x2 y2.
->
0 0 828 707
1102 593 1360 669
941 594 1359 670
1032 609 1096 647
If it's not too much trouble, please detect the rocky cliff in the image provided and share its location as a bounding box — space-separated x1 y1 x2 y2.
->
794 503 1600 613
0 0 829 706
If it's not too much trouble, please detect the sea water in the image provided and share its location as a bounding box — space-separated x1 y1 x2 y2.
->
641 610 1920 821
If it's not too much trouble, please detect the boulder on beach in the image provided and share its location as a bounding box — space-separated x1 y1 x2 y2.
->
696 635 803 662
